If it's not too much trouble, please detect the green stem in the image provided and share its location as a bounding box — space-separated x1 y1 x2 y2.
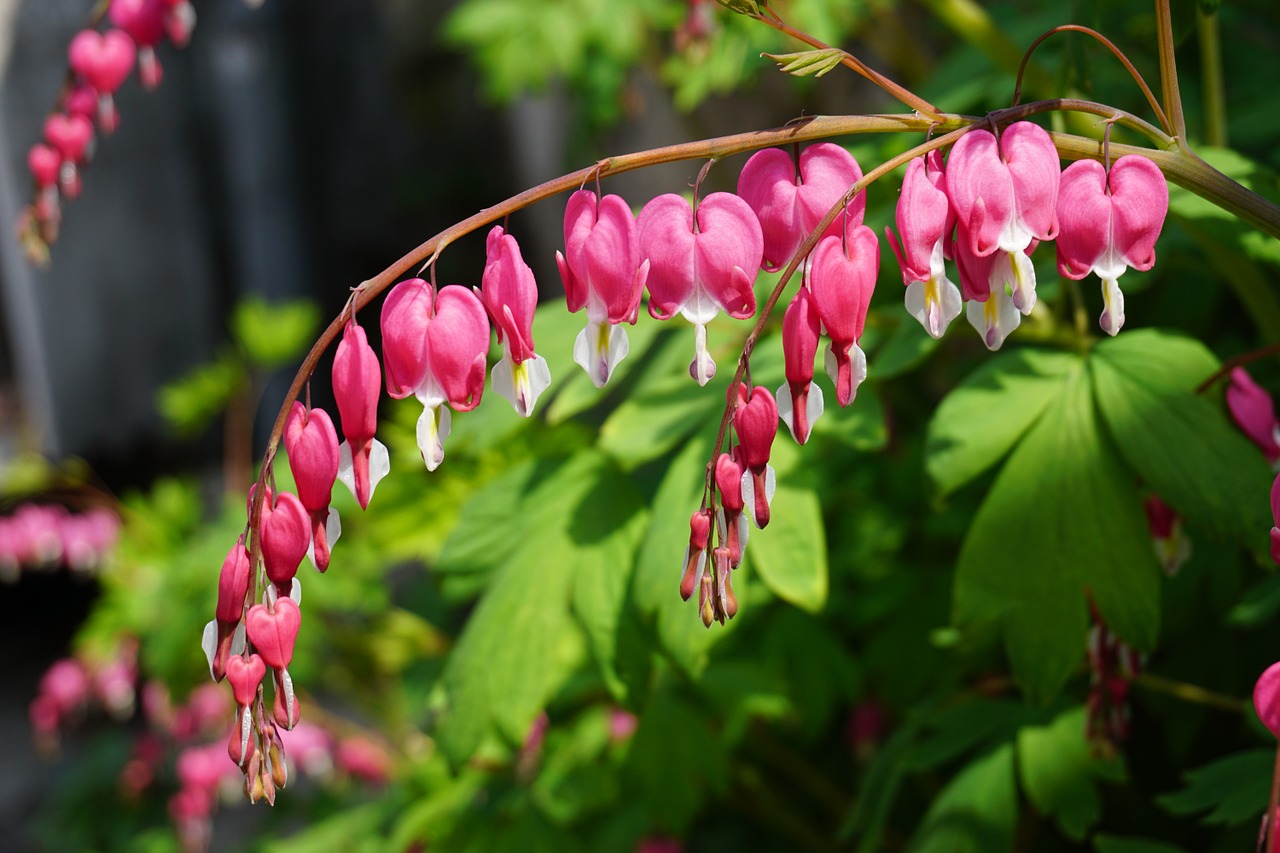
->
1154 0 1189 144
1197 7 1228 147
1133 671 1246 713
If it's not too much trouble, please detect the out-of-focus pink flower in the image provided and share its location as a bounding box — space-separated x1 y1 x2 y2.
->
636 835 684 853
557 190 649 387
67 29 136 133
279 721 333 777
335 736 392 785
1255 661 1280 738
608 708 638 742
1271 472 1280 567
1226 367 1280 465
1143 495 1191 577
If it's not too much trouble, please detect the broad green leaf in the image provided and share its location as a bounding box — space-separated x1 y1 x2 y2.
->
568 467 650 700
434 459 540 579
954 363 1160 703
909 743 1018 853
1091 330 1273 550
436 453 621 762
231 297 320 369
746 439 828 612
624 691 729 832
1016 707 1125 840
1228 575 1280 627
926 348 1079 496
865 311 943 380
811 383 888 450
1157 749 1273 825
599 373 723 468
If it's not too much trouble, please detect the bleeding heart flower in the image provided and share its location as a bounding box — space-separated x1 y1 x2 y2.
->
109 0 169 88
43 114 93 166
776 286 824 445
886 152 962 339
1056 155 1168 336
284 403 341 571
381 278 490 471
260 492 310 596
714 451 749 568
952 225 1024 351
28 144 61 189
1254 660 1280 737
1226 367 1280 465
478 227 551 416
737 143 865 272
732 384 778 528
556 190 649 388
638 191 763 385
947 122 1059 315
808 218 879 407
246 597 301 672
679 509 711 602
333 319 389 509
226 653 266 708
1271 472 1280 566
68 29 136 133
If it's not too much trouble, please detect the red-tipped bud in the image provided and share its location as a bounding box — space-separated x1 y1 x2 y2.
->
679 510 711 601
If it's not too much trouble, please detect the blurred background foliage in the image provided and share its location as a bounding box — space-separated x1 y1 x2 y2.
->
13 0 1280 851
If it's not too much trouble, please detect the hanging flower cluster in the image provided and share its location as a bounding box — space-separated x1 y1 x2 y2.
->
18 0 195 263
204 127 1174 793
887 122 1169 350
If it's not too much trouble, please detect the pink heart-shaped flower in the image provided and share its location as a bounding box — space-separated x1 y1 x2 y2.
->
44 114 93 164
27 144 61 187
68 29 137 95
259 491 310 590
108 0 167 47
423 285 489 412
245 598 301 671
225 653 266 707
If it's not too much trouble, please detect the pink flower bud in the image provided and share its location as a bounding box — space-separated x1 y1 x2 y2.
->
1255 661 1280 737
259 491 309 595
714 451 748 567
43 114 93 166
333 319 387 509
284 402 340 571
679 509 711 601
245 597 301 671
776 287 824 444
27 144 61 189
335 736 393 785
1226 367 1280 464
887 152 962 339
215 538 251 624
226 653 266 707
737 143 866 272
479 227 552 416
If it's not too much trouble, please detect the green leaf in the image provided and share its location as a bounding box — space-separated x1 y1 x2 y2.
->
926 348 1079 496
1157 749 1273 825
909 744 1018 853
624 691 729 832
1091 330 1273 551
156 352 246 435
231 297 320 369
437 453 627 762
746 439 828 612
811 383 888 450
1016 707 1125 840
599 373 722 468
953 363 1160 703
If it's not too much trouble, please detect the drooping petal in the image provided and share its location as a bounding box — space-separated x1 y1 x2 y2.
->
1227 367 1280 462
965 285 1021 351
638 194 697 321
573 321 629 389
492 350 551 417
693 193 763 320
1056 160 1113 280
903 244 963 339
1108 155 1168 273
559 190 598 314
1254 660 1280 737
947 129 1012 258
887 152 951 285
1002 121 1060 246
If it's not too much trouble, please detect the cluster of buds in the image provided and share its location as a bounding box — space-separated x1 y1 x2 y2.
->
887 122 1169 349
0 503 119 582
19 0 195 261
29 641 138 750
1085 606 1142 758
